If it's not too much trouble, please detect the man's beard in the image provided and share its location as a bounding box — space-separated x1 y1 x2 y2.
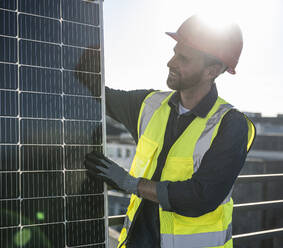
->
167 70 203 91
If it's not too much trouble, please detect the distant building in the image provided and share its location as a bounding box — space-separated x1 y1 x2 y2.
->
106 116 136 171
106 117 133 222
106 143 135 171
245 113 283 161
233 113 283 247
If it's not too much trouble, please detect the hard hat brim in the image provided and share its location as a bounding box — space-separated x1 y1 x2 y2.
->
165 32 179 41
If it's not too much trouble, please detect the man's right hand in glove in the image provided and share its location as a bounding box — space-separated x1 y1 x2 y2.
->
84 151 141 195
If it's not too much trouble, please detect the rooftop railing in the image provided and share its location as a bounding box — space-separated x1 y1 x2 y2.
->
108 172 283 246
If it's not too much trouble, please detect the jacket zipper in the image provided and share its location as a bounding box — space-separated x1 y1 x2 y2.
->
118 200 145 248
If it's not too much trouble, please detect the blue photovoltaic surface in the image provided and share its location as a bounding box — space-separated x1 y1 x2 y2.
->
19 14 61 43
0 0 106 247
0 0 17 10
20 66 63 93
0 63 18 90
0 10 17 36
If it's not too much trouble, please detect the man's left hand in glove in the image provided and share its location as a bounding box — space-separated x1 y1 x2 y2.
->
84 151 141 195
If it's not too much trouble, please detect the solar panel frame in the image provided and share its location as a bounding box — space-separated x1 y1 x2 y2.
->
0 0 108 247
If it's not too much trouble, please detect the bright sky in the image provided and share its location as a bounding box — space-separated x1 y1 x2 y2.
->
103 0 283 117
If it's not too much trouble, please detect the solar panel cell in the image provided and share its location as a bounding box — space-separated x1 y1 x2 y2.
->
0 63 18 90
0 118 19 143
0 0 16 10
20 40 61 68
0 90 18 116
62 0 100 26
64 96 101 120
0 10 17 37
19 0 60 19
0 145 19 171
20 66 62 93
19 14 61 43
65 171 103 195
66 219 105 246
65 145 102 169
21 145 63 171
63 71 101 97
0 200 20 227
20 92 62 119
22 223 65 247
66 195 104 221
0 37 17 63
64 121 102 145
0 227 20 247
63 46 100 73
0 172 19 199
21 172 64 198
20 119 63 144
63 21 100 48
21 197 65 225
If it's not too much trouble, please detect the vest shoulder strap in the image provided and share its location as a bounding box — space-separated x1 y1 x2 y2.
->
193 102 234 172
138 91 173 138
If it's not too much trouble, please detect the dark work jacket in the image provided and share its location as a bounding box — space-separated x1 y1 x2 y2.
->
105 84 250 248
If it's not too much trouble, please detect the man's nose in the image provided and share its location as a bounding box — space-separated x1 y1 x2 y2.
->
167 55 176 68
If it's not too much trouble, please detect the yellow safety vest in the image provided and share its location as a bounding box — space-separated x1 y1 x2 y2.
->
118 91 255 248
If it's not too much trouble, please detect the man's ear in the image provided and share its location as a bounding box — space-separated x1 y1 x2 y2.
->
205 64 223 80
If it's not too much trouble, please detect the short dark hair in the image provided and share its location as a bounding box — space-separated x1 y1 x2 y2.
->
203 54 227 75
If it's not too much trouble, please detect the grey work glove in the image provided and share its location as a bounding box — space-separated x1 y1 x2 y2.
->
85 151 141 195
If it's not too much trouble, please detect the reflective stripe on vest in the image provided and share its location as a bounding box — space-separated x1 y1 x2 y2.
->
193 103 233 172
160 222 232 248
193 103 234 206
138 91 172 138
122 215 131 234
222 185 234 205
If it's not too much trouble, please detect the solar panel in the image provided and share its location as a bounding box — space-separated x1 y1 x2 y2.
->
0 0 107 247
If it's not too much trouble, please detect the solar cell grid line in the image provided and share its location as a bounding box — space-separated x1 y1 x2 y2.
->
16 2 22 246
0 0 106 247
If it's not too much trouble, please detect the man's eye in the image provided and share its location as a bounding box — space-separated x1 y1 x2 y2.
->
180 56 189 63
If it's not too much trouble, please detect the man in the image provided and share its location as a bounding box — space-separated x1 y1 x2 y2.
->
84 15 256 248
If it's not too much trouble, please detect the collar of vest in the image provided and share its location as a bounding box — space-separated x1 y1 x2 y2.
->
168 84 218 118
138 91 233 138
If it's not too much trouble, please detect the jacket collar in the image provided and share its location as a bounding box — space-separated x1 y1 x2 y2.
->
168 83 218 118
